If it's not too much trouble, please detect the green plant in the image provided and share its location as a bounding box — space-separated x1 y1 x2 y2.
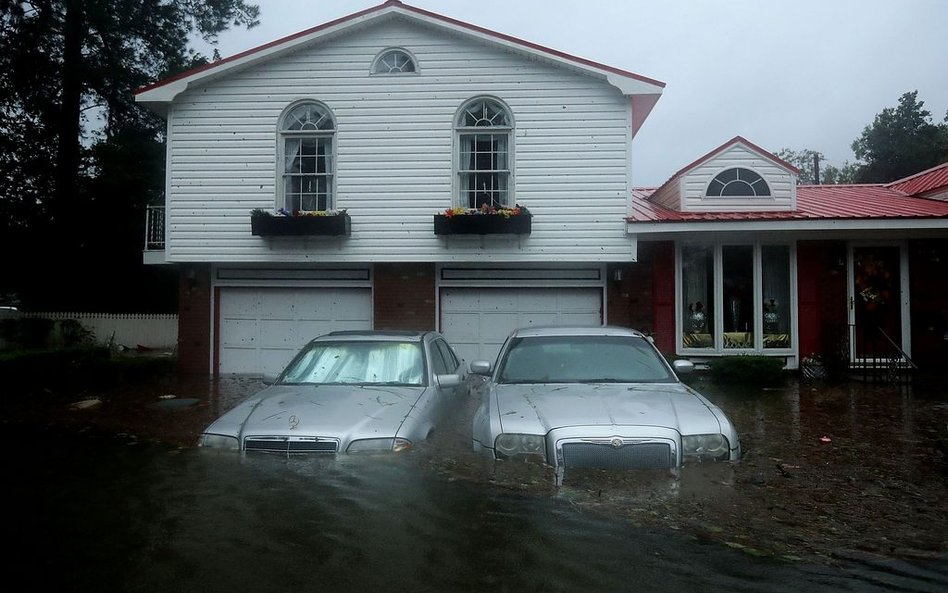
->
706 355 787 385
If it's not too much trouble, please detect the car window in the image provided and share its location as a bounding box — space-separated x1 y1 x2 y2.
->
434 339 459 372
280 341 425 385
429 340 451 375
497 335 675 384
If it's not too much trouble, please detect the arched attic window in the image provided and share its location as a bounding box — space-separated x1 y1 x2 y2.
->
279 102 335 212
707 167 771 197
372 48 417 74
455 97 513 209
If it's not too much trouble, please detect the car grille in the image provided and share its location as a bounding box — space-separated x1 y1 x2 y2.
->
244 437 338 454
560 442 673 470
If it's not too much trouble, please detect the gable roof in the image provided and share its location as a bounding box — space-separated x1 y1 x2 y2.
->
886 161 948 196
646 135 800 199
135 0 665 120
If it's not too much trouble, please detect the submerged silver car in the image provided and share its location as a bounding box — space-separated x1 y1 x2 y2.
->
200 330 466 454
471 327 740 473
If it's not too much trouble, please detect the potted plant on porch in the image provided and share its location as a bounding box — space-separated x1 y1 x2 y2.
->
433 204 532 235
250 208 351 237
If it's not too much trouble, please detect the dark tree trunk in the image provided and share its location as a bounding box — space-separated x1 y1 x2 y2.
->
55 0 84 235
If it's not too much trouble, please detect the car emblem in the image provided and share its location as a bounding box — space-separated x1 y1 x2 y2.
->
288 415 300 430
611 438 624 449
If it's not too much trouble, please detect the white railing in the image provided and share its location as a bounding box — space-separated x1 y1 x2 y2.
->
145 205 165 250
15 312 178 349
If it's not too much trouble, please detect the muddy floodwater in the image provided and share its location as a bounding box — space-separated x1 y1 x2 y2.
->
4 368 947 592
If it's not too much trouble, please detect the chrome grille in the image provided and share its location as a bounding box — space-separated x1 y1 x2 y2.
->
244 437 337 454
560 442 673 470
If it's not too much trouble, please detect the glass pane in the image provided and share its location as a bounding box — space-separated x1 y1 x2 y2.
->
284 103 334 131
723 245 754 349
281 341 424 386
681 245 714 349
762 246 791 349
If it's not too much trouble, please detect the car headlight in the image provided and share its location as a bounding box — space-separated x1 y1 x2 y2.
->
200 434 240 450
346 437 413 454
682 433 730 461
494 433 547 462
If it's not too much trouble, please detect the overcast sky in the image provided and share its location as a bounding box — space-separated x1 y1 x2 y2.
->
199 0 948 186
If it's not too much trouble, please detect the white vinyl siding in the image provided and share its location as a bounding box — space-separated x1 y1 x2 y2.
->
679 145 796 212
163 19 632 263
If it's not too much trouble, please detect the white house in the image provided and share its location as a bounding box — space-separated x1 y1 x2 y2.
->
136 0 665 375
139 1 948 379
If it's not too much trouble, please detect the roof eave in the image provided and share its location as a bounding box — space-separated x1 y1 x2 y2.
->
134 1 665 111
626 217 948 235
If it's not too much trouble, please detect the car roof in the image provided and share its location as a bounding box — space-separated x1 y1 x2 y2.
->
317 330 431 342
507 326 647 339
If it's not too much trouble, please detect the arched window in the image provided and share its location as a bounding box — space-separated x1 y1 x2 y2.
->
372 48 417 74
455 97 512 209
279 102 335 212
707 167 771 197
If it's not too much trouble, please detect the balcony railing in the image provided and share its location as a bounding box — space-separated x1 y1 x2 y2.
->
144 205 165 251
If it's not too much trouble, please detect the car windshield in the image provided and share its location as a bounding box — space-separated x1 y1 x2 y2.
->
497 335 675 384
279 340 425 386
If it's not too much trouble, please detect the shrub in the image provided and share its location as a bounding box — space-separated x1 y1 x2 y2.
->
707 355 787 385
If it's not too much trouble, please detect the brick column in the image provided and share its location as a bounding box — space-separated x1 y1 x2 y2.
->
373 263 436 331
177 263 212 376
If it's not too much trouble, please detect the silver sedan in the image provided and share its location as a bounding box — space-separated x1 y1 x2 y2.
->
200 330 466 454
471 326 740 474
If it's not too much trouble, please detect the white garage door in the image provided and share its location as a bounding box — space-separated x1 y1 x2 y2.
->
440 287 602 366
218 287 372 376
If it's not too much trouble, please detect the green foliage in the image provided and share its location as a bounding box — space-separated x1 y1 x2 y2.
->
777 148 859 185
0 0 259 311
707 356 787 385
852 90 948 183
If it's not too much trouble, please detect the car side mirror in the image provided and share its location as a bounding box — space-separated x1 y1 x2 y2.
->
261 374 279 385
672 359 695 375
436 373 461 389
470 360 492 375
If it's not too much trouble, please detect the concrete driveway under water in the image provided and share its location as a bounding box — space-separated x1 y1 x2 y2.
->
4 369 947 591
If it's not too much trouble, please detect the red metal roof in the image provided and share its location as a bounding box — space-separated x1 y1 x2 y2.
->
886 161 948 196
135 0 665 96
628 184 948 223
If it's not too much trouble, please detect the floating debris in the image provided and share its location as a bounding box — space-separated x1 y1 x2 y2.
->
70 399 101 410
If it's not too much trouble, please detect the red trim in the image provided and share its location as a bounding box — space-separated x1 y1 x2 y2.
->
136 0 664 96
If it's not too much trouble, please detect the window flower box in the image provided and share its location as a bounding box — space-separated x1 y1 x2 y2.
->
433 204 531 235
250 209 350 237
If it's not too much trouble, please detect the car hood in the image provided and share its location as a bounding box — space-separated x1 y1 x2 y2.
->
494 382 721 435
204 384 424 439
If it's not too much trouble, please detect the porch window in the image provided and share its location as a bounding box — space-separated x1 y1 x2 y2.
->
455 97 512 209
280 102 335 212
680 243 792 352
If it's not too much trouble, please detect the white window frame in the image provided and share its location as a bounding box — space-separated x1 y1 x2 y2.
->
705 167 772 197
453 96 514 209
370 47 419 75
676 241 797 356
277 101 337 212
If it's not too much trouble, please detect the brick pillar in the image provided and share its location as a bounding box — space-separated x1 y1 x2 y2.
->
177 263 212 376
373 263 436 331
650 241 676 354
606 257 653 330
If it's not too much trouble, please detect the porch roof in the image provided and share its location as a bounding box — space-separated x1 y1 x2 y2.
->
628 184 948 224
886 161 948 197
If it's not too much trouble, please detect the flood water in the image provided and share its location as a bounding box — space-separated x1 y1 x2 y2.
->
5 373 948 592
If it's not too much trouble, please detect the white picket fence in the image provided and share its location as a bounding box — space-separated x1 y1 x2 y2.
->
15 312 178 349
